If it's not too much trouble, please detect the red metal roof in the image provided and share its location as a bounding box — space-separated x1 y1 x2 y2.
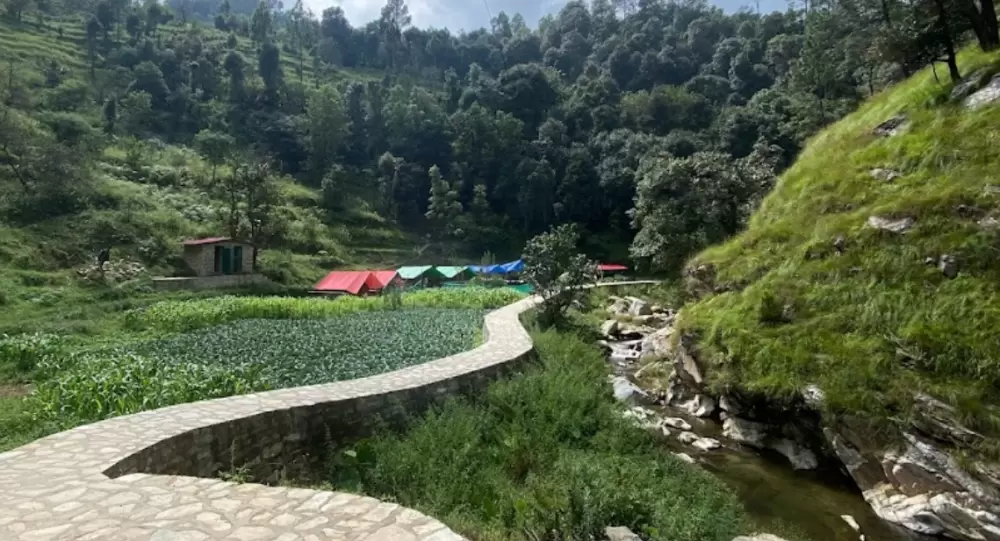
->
314 271 371 295
182 237 233 246
369 270 399 289
597 263 629 272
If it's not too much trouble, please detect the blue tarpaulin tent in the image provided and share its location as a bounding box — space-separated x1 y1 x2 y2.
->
500 259 524 273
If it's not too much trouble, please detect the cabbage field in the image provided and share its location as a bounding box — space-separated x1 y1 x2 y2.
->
7 288 525 428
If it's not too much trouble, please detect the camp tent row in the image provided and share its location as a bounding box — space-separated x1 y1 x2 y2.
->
313 260 628 295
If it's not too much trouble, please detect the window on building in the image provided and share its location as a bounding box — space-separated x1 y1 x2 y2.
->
213 246 222 273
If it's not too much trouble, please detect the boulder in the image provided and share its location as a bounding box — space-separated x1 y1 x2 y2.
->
872 115 909 137
600 320 620 338
677 431 699 444
724 417 818 470
867 215 915 233
607 297 630 316
723 417 767 447
978 216 1000 230
672 334 706 386
611 376 648 403
639 326 673 362
692 437 722 451
938 254 958 279
626 296 652 316
674 452 696 464
662 417 693 431
605 526 641 541
771 438 819 470
680 394 716 417
950 69 991 101
965 74 1000 110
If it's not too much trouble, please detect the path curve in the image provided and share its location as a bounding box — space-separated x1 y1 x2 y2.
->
0 281 657 541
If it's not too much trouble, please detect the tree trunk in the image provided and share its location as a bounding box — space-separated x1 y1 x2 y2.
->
980 0 1000 50
934 0 962 82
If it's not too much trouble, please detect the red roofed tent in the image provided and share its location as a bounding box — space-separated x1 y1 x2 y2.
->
369 270 401 289
597 263 629 272
314 271 374 295
313 270 401 296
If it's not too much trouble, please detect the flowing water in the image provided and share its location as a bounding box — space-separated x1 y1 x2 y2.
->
607 341 928 541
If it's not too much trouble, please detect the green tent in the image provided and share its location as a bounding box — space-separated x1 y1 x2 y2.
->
397 265 444 281
435 266 474 280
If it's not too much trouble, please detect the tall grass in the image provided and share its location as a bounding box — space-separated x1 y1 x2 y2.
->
125 287 526 333
677 46 1000 456
321 330 746 541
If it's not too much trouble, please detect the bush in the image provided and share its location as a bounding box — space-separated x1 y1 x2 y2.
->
0 333 68 380
325 330 746 541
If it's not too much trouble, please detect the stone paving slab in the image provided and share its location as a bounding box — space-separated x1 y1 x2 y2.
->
0 283 657 541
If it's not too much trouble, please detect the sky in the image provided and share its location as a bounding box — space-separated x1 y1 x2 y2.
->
304 0 789 33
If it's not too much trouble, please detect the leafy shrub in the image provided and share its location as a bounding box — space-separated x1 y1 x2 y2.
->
326 330 746 541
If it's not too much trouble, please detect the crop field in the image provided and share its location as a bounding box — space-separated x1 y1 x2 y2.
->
0 288 524 440
134 309 483 386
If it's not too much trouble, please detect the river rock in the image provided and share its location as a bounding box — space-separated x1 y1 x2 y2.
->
771 438 819 470
692 437 722 451
607 297 630 316
674 452 696 464
680 394 716 417
841 514 861 532
600 320 619 338
626 296 652 316
611 376 647 402
605 526 641 541
826 417 1000 541
723 417 767 447
662 417 692 431
672 333 706 386
639 326 673 362
677 431 699 444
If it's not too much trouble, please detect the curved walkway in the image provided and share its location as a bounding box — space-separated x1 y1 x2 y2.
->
0 282 657 541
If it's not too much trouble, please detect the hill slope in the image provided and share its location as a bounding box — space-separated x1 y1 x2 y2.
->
670 48 1000 539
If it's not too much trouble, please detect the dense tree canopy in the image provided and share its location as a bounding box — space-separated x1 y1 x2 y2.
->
4 0 996 269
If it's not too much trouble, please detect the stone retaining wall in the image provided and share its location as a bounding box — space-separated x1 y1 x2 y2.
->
0 282 657 541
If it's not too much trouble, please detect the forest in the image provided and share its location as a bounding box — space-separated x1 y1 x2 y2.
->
2 0 998 271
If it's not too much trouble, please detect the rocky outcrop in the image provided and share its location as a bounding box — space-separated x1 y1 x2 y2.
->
965 74 1000 110
723 416 819 470
825 404 1000 541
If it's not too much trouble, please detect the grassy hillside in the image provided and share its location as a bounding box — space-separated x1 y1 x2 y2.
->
0 16 467 335
678 47 1000 459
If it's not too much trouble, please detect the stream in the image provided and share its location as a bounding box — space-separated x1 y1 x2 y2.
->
606 340 928 541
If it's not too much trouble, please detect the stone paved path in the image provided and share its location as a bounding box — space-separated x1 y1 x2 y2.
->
0 282 658 541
